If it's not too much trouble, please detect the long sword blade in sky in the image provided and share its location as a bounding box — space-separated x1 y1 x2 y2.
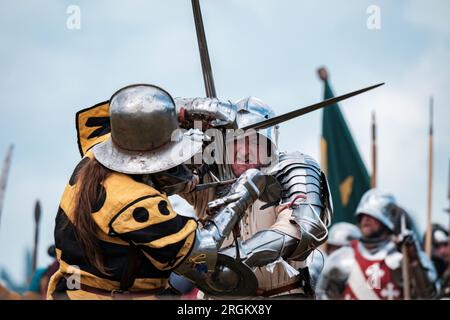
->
242 83 385 130
192 0 217 98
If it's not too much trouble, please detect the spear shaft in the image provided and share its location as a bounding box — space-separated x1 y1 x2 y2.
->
425 97 434 258
371 111 377 188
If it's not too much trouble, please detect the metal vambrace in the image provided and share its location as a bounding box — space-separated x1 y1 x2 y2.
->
219 229 300 269
174 169 266 281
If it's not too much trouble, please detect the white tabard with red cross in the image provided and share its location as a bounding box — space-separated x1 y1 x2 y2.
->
342 240 403 300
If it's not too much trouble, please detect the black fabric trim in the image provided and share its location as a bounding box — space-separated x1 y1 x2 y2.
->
108 195 160 236
68 157 90 186
52 277 71 300
91 184 107 213
75 100 109 157
139 233 190 269
116 214 192 245
158 200 170 216
165 225 197 272
87 125 110 140
85 116 111 140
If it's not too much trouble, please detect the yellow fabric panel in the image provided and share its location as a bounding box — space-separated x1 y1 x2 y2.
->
94 171 164 235
58 254 167 291
66 289 161 300
143 231 196 271
66 290 113 300
145 219 197 248
59 184 78 223
133 278 168 291
57 251 119 291
48 249 168 300
76 102 111 156
46 270 61 300
107 192 176 236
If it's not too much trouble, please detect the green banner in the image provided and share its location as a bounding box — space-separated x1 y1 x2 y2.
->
321 79 371 224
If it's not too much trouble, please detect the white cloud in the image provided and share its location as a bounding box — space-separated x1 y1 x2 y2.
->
404 0 450 35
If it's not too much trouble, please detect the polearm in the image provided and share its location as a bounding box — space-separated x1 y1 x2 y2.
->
425 97 434 258
191 0 216 98
445 160 450 276
31 200 42 276
0 144 14 229
371 111 377 188
401 214 411 300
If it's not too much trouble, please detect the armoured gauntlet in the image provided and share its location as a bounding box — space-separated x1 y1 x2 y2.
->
175 97 237 128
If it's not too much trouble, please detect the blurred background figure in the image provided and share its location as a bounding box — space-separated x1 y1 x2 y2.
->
0 245 59 300
327 222 361 255
0 245 58 300
316 189 438 300
23 245 59 299
309 222 361 290
424 224 449 279
423 224 449 298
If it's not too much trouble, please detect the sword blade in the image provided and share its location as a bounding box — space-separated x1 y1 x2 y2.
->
192 0 217 98
242 83 385 130
195 178 237 191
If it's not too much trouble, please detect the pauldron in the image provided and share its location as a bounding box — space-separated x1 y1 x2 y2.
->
270 151 333 260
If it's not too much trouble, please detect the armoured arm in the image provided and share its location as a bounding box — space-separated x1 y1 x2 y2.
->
175 97 237 128
269 152 333 261
315 247 353 299
214 153 332 285
395 228 439 299
174 169 266 280
404 242 439 299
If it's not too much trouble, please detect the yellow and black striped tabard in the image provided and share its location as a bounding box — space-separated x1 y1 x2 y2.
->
47 150 198 300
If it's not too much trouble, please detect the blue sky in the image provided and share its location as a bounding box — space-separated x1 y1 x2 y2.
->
0 0 449 284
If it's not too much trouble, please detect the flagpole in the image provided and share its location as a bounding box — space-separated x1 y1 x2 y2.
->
318 67 329 176
318 67 329 252
425 97 434 258
371 111 377 188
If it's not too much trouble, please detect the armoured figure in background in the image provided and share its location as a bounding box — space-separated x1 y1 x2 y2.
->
316 189 438 300
309 222 361 289
327 222 361 255
177 97 332 298
424 224 449 280
424 224 449 298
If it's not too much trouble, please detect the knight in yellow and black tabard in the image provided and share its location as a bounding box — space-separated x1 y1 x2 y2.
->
47 84 270 299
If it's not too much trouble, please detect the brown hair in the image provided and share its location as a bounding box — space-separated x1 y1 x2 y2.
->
73 157 112 274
